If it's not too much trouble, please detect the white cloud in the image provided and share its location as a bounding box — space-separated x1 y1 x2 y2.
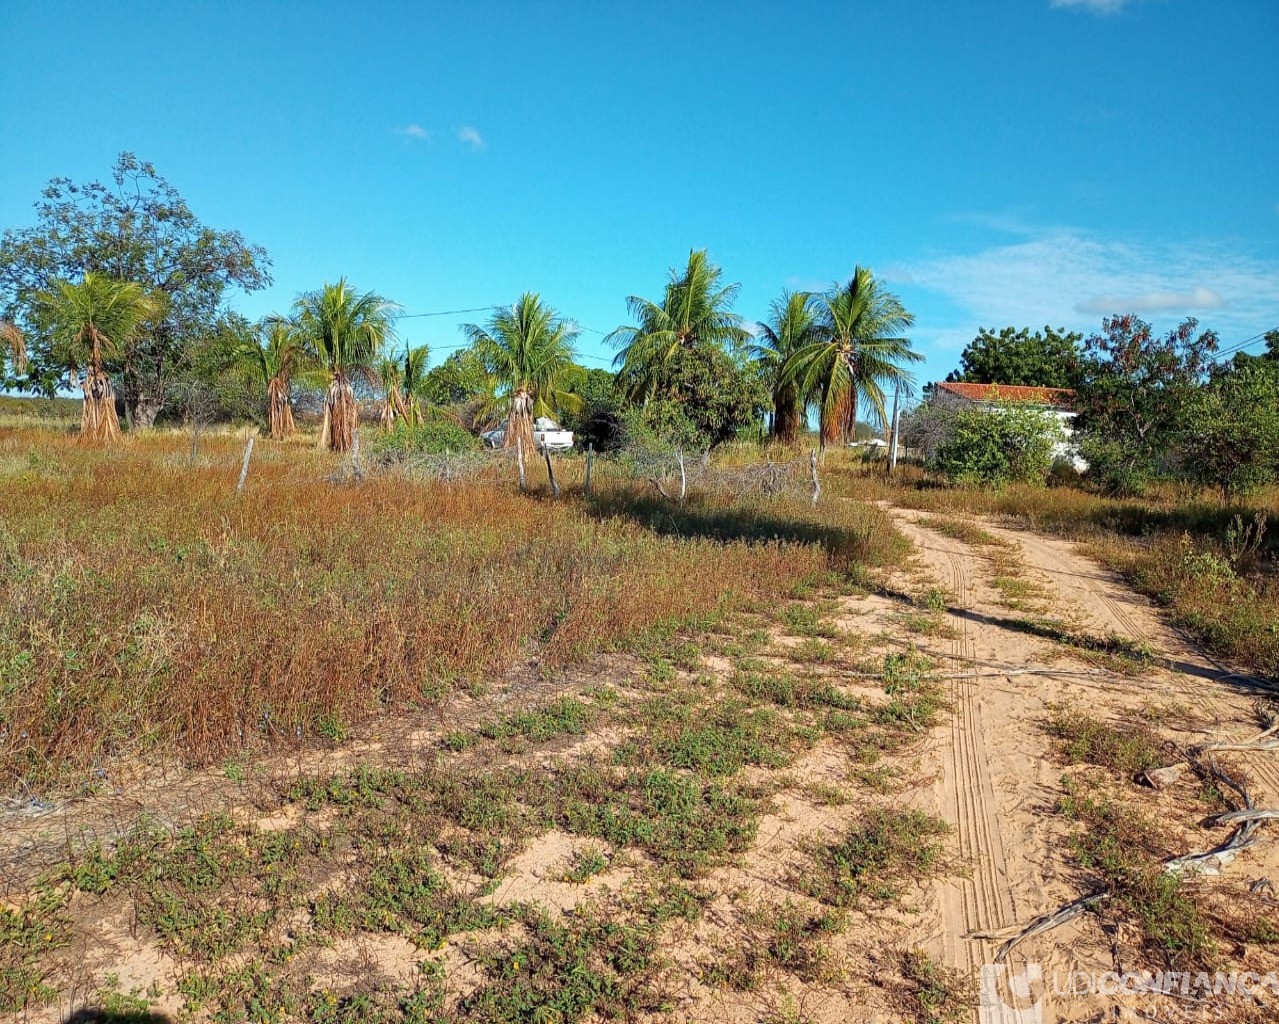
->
395 123 429 141
457 126 485 150
1050 0 1133 14
896 227 1279 344
1076 286 1222 315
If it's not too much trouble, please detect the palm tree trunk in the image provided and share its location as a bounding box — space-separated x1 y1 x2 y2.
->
326 372 358 452
820 389 852 448
267 375 295 440
80 361 121 444
773 383 801 444
504 387 536 453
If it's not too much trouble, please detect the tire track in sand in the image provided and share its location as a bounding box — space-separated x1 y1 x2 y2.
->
894 517 1018 974
996 527 1279 801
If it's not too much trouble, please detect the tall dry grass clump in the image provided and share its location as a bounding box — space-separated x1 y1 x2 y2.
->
0 430 898 789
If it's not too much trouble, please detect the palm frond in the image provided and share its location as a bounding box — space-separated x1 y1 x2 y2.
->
1 321 27 375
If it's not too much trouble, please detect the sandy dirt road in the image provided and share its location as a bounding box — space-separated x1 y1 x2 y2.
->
889 508 1279 1023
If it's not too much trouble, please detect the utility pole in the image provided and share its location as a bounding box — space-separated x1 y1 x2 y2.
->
886 383 901 476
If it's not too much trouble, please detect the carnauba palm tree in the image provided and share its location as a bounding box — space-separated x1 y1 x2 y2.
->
400 343 430 425
376 354 407 428
36 273 156 444
781 266 921 448
243 317 305 440
1 321 27 376
752 290 821 445
376 343 431 428
462 293 580 453
293 278 399 452
607 249 750 402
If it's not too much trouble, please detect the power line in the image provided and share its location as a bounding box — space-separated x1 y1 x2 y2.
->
1215 328 1275 359
394 305 499 319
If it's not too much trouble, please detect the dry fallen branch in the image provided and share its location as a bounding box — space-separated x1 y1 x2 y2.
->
1199 710 1279 752
1214 809 1279 826
978 755 1269 961
969 892 1112 963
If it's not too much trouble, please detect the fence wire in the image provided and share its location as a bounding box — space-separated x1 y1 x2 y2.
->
336 430 822 503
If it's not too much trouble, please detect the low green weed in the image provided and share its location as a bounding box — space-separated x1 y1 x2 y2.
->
800 808 951 907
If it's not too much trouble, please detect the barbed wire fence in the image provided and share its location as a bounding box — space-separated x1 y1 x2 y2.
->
328 427 823 505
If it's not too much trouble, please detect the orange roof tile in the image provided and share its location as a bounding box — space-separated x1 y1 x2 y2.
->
935 382 1076 409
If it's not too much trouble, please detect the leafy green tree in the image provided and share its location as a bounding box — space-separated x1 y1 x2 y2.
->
932 404 1064 486
0 153 271 420
462 293 581 452
637 344 768 450
294 279 399 452
1176 364 1279 501
752 290 821 444
560 367 625 451
1075 315 1219 494
35 273 157 443
169 312 264 432
946 325 1082 388
608 249 750 402
421 348 492 407
782 267 921 447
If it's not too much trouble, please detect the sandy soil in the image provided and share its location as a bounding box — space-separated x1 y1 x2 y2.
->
6 509 1278 1023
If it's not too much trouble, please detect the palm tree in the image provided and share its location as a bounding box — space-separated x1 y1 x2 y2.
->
376 354 406 429
752 290 821 445
607 249 750 402
36 273 156 444
462 293 580 453
293 279 399 452
1 322 27 376
400 343 431 425
782 267 921 448
376 343 431 428
243 317 304 440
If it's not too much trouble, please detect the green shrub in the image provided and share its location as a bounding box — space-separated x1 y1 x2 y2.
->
371 419 480 458
932 404 1063 487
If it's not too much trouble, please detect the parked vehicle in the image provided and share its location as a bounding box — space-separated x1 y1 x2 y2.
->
481 416 574 452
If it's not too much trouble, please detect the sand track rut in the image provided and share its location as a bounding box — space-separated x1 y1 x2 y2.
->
889 508 1273 1022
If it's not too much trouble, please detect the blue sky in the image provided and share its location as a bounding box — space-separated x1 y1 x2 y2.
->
2 0 1276 385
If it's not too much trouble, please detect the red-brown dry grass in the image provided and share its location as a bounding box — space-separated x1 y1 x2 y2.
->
0 428 901 790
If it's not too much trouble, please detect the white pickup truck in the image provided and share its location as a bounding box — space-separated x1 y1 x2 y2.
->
481 416 574 452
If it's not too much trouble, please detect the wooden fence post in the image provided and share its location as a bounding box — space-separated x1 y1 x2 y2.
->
544 446 560 499
584 443 594 498
351 426 364 482
810 449 821 505
236 436 255 495
516 436 526 492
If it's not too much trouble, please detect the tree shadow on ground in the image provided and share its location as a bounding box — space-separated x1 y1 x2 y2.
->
584 490 880 570
66 1011 173 1024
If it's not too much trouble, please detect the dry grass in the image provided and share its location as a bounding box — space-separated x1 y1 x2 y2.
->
0 427 905 791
